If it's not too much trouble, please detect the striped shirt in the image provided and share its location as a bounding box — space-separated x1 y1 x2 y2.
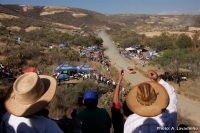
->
124 79 177 133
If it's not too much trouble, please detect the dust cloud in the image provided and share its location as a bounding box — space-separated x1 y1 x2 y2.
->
97 30 148 84
97 30 130 69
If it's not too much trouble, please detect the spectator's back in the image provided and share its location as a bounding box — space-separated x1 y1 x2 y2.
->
77 90 111 133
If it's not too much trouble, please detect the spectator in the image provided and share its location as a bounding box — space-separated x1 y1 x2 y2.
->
124 70 177 133
84 73 87 80
1 72 63 133
100 75 103 82
69 109 82 133
18 68 23 75
0 98 6 123
87 73 91 79
54 115 69 133
112 80 116 89
77 90 111 133
111 70 133 133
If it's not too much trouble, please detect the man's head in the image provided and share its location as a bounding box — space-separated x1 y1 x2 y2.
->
83 90 98 108
4 72 57 117
126 81 169 117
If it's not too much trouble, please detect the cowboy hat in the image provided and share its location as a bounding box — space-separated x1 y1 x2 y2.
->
126 81 169 117
4 72 57 117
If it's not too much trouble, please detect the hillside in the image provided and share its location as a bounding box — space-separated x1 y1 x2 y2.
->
0 4 124 31
1 4 200 33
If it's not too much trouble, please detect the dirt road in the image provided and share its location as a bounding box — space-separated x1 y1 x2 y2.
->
98 30 200 126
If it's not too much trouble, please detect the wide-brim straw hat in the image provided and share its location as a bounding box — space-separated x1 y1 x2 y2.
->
4 72 57 117
126 81 169 117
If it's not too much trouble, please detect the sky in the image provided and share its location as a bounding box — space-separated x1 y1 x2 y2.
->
1 0 200 15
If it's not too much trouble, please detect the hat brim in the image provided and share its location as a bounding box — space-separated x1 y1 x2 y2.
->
126 81 169 117
4 75 57 117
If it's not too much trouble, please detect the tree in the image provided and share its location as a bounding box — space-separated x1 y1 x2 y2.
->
94 37 103 48
67 50 74 61
150 50 185 73
176 34 193 49
152 32 173 51
192 31 200 49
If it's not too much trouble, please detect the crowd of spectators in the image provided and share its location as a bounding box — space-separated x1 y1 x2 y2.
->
0 69 189 133
0 63 14 81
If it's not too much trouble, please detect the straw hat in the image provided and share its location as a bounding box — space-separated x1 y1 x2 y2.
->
4 72 57 117
126 81 169 117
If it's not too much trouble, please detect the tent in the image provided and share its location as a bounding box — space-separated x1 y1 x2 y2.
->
86 47 93 52
58 43 70 48
24 67 37 73
76 63 93 73
125 47 137 53
54 62 77 72
57 74 70 80
58 43 65 47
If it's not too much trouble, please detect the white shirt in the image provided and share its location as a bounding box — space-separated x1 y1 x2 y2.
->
1 112 63 133
84 74 87 78
124 79 177 133
112 81 116 85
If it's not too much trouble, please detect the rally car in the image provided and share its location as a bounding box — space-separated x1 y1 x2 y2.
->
127 67 136 74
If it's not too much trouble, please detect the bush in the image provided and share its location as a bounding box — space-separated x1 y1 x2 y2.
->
47 80 111 118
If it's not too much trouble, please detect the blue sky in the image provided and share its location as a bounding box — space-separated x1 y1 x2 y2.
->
1 0 200 15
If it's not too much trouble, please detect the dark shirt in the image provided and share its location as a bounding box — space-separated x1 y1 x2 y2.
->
77 107 111 133
111 103 124 133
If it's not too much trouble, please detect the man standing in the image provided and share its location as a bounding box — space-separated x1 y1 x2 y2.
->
124 70 177 133
77 90 111 133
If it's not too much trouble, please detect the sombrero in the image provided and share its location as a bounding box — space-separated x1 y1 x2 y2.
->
126 81 169 117
4 72 57 117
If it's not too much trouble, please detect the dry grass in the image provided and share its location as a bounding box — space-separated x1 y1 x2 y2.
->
25 26 40 32
52 22 81 30
0 13 19 19
40 6 69 16
72 13 87 18
139 31 195 38
177 108 199 133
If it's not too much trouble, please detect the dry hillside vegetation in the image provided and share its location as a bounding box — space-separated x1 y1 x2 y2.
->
188 26 200 31
6 26 21 31
139 31 195 38
40 6 69 16
25 26 41 32
72 13 88 18
19 5 34 12
52 23 81 30
0 13 19 19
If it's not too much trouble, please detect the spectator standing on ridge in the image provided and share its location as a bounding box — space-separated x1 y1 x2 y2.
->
1 72 63 133
124 70 177 133
77 90 111 133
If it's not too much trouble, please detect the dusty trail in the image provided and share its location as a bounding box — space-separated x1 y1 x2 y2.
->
98 30 200 126
98 31 148 85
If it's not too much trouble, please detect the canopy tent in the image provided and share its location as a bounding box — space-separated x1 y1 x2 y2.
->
125 47 136 51
24 67 37 73
58 43 65 47
58 43 70 48
86 47 94 52
76 63 93 73
54 62 77 72
57 74 70 80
